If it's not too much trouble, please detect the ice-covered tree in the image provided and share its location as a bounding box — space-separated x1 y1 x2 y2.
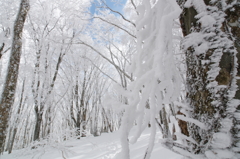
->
117 0 240 158
116 0 182 158
3 0 128 151
174 0 240 158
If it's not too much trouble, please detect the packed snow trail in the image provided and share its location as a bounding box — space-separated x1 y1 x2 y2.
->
1 128 182 159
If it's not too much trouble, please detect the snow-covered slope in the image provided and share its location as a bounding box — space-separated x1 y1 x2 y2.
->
1 128 183 159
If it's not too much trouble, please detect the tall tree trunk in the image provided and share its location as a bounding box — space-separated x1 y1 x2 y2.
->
160 107 171 139
0 0 29 154
8 80 25 154
177 0 240 157
33 108 43 141
32 51 65 141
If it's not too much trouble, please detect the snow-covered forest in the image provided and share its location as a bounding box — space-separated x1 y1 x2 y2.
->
0 0 239 159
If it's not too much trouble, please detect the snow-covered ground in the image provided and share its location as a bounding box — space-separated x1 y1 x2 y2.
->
1 128 183 159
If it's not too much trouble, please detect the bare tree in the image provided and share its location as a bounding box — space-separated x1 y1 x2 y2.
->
0 0 29 154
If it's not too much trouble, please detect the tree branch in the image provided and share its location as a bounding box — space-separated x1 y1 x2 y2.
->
77 41 133 81
93 16 136 39
100 0 136 27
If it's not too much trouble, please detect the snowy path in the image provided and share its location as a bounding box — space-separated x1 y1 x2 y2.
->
2 128 182 159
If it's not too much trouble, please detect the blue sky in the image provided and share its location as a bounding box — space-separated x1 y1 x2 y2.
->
90 0 128 15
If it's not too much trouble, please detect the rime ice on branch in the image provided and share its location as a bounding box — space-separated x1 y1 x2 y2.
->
117 0 181 158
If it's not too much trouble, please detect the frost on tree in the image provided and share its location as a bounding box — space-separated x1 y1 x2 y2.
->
0 0 29 154
116 0 182 158
174 0 240 158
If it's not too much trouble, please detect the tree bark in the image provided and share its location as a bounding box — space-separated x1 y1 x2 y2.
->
33 110 43 141
7 80 25 154
0 0 29 154
178 0 240 156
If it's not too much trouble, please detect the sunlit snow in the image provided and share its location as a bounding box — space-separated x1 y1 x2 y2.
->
2 128 182 159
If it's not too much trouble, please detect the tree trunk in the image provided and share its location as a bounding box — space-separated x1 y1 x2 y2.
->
177 0 240 157
160 107 171 139
32 50 64 141
8 80 25 153
33 111 43 141
0 0 29 154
